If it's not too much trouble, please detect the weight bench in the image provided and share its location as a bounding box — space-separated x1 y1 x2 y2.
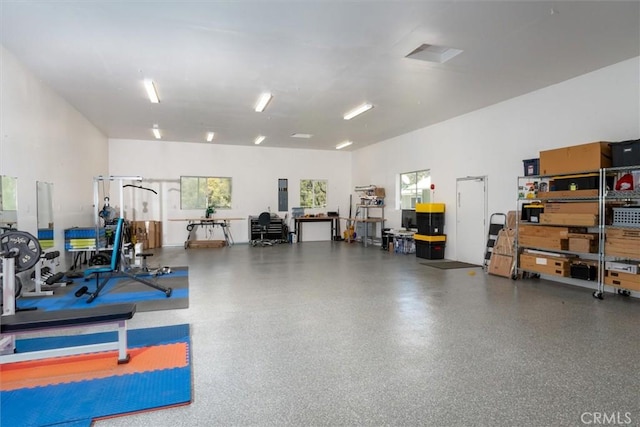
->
0 303 136 365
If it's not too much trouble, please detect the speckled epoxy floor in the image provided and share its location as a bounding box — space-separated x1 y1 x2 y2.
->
95 242 640 426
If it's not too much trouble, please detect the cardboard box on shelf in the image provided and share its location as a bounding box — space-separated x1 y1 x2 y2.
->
519 253 570 277
605 269 640 284
518 224 584 239
488 253 513 278
539 141 612 175
518 235 569 251
604 270 640 291
543 202 599 215
607 228 640 240
567 233 599 253
536 189 599 199
605 238 640 259
539 213 598 227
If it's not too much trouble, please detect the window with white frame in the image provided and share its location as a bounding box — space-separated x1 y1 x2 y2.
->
180 176 232 209
400 170 430 209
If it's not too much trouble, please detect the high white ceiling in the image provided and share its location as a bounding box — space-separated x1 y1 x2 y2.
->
1 1 638 151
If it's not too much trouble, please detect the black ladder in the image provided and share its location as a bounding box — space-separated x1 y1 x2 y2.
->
484 213 507 270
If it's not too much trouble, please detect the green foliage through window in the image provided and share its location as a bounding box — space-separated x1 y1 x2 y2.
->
300 179 327 208
180 176 232 209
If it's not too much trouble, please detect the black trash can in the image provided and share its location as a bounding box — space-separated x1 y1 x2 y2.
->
381 228 392 251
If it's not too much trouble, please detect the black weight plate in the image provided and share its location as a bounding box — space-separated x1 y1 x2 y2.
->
89 254 110 266
0 231 42 272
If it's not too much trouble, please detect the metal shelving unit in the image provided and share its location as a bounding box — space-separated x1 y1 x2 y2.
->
594 165 640 299
353 186 385 247
515 166 640 299
514 170 602 285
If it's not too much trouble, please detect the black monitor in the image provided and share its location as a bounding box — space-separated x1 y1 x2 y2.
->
401 209 417 230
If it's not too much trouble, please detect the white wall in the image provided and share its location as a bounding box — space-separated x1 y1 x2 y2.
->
351 57 640 261
108 139 352 245
0 45 108 258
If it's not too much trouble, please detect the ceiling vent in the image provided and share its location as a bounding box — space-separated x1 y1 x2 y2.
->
406 44 463 64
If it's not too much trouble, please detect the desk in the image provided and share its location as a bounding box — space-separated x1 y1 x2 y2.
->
170 218 244 249
294 217 340 242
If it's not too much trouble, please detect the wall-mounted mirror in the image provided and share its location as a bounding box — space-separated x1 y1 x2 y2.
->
0 175 18 231
37 181 54 248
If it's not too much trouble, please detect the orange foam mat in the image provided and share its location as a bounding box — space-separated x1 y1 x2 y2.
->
1 342 189 391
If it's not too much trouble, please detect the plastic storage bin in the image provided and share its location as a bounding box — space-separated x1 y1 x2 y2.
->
521 203 544 223
611 139 640 167
612 207 640 227
414 234 446 259
416 203 445 235
523 158 540 176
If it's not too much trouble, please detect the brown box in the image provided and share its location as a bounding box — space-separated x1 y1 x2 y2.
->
539 213 598 227
605 269 640 284
518 235 568 251
155 221 162 248
568 233 599 253
539 141 612 175
543 202 599 215
130 221 147 245
518 225 582 239
506 211 517 229
494 228 516 256
519 253 570 277
604 270 640 291
488 253 513 278
537 189 599 199
605 238 640 259
188 240 227 248
607 228 640 240
131 220 162 249
146 221 157 249
374 187 385 198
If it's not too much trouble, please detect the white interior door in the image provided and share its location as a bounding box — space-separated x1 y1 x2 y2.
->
455 177 487 265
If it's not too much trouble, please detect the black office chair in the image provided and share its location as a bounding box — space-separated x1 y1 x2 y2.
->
252 212 274 247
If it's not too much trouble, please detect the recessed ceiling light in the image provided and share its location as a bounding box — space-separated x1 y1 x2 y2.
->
144 79 160 103
254 93 273 112
291 133 313 139
336 141 353 150
207 132 215 142
152 124 161 139
405 44 463 64
343 103 373 120
254 135 266 145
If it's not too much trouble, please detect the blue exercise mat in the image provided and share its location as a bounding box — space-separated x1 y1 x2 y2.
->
0 324 192 427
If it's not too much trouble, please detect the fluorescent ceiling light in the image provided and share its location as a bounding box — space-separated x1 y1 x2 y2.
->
144 79 160 103
254 135 266 145
152 125 161 139
254 93 273 112
343 103 373 120
207 132 215 142
291 133 313 139
336 141 353 150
